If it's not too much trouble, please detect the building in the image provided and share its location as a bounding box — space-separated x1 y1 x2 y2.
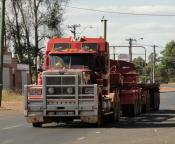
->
118 54 129 62
3 49 31 92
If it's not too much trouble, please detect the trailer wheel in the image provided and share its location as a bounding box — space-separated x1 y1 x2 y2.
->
113 92 120 122
114 103 120 122
129 104 137 117
136 98 141 115
155 92 160 111
155 103 160 111
32 122 42 128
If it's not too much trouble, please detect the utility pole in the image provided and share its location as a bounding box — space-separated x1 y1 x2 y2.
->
0 0 5 107
67 24 81 40
101 16 107 41
151 45 158 83
113 46 115 60
110 45 147 82
126 38 136 62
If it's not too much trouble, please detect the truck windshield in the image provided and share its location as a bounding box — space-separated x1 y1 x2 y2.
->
50 54 94 69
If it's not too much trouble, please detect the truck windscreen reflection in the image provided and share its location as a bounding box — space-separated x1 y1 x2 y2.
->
50 54 94 69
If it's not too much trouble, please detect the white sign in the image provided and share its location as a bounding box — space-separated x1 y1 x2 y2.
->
17 64 29 71
118 54 129 62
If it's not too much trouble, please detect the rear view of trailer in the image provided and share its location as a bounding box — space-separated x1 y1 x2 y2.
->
110 60 160 117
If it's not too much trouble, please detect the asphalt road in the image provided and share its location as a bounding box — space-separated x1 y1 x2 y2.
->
1 90 175 144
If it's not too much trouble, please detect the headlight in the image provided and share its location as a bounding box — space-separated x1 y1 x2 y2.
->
67 87 73 94
29 88 42 95
48 87 55 94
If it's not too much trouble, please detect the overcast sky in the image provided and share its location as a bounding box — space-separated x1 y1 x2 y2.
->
63 0 175 59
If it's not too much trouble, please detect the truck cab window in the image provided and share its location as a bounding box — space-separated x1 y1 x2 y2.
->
54 43 70 50
81 43 98 51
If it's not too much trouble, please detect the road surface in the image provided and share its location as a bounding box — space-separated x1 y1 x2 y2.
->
0 91 175 144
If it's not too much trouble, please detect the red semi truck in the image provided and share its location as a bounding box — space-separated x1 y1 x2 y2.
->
24 37 159 127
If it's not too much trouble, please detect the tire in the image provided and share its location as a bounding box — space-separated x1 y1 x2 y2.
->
155 103 160 111
97 94 103 127
129 104 137 117
113 91 120 122
114 103 120 122
121 104 128 116
133 104 137 116
142 104 146 113
146 92 150 112
138 97 142 114
155 92 160 111
32 122 42 128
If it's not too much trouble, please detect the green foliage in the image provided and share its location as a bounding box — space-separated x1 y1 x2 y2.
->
145 63 152 81
133 56 145 75
133 56 146 82
6 0 69 64
44 1 64 37
5 0 69 83
158 40 175 82
156 64 168 83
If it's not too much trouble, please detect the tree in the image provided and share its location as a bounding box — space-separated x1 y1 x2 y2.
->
157 64 168 83
133 56 145 75
5 0 69 83
159 40 175 82
16 0 33 82
133 56 146 82
6 0 27 63
44 0 65 37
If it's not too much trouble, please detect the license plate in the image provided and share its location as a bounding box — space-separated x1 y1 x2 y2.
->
57 112 67 115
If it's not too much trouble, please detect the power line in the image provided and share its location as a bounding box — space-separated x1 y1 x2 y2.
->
136 43 165 48
69 6 175 17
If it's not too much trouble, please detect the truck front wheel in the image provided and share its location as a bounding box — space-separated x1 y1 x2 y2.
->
97 94 103 127
32 122 42 128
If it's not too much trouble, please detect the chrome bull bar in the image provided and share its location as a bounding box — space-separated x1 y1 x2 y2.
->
42 74 98 117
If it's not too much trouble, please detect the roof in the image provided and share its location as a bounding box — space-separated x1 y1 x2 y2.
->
46 37 106 52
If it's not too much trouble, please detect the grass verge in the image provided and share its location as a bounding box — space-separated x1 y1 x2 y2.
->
2 90 23 102
0 90 24 112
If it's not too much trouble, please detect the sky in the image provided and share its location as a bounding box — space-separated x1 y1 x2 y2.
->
63 0 175 60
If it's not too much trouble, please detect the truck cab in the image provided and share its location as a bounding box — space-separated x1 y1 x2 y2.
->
24 37 119 127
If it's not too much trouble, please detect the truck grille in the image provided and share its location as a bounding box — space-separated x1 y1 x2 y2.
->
46 76 75 85
44 75 77 98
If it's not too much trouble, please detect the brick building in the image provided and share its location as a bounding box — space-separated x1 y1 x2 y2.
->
3 49 31 91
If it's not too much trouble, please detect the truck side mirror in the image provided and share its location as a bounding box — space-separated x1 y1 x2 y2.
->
97 79 103 86
38 68 43 72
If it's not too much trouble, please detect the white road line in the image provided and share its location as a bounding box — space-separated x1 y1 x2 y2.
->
1 139 14 144
77 137 86 141
2 124 24 130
